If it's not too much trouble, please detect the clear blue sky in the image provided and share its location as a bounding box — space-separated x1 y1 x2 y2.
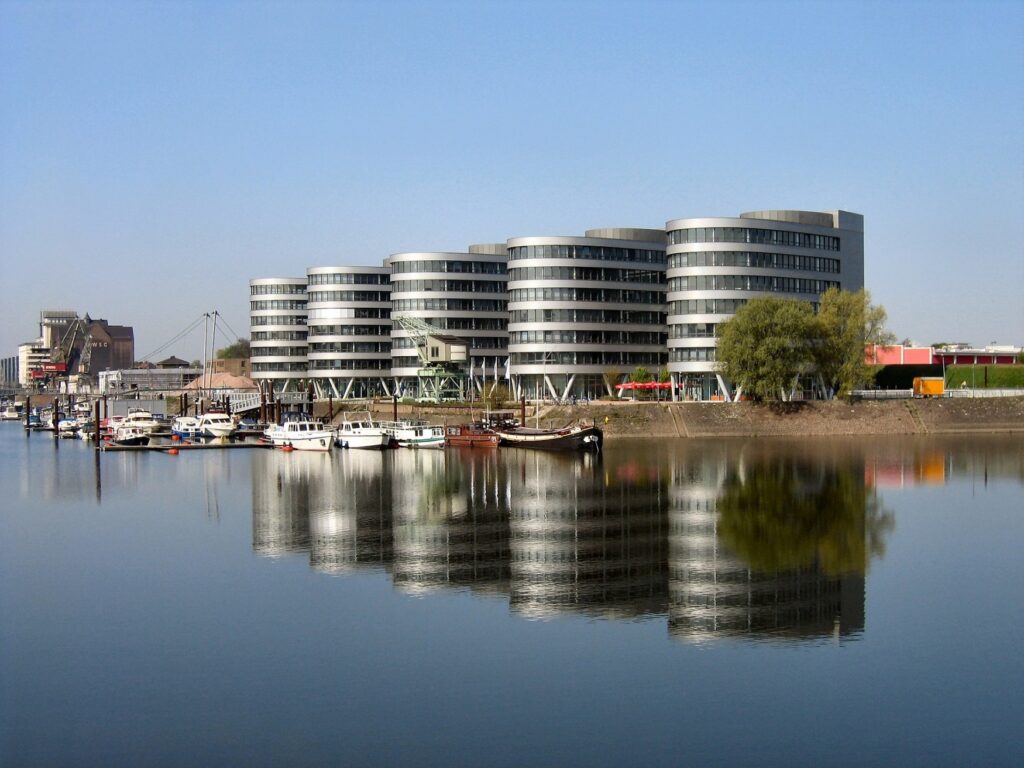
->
2 0 1022 360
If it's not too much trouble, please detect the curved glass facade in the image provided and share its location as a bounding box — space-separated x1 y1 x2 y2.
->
388 251 508 398
507 231 667 401
249 277 308 393
665 211 864 401
306 267 391 399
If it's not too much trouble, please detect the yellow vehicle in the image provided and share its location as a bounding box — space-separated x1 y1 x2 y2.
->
913 377 945 398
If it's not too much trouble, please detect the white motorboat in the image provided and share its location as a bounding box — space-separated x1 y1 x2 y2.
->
379 420 446 449
57 418 80 438
1 404 21 421
121 408 162 435
111 425 150 447
263 420 334 452
171 416 203 439
196 412 236 439
334 414 391 449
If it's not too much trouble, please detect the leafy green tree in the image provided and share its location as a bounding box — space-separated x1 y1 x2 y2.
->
813 288 894 398
629 366 653 383
216 338 251 359
658 367 671 383
716 297 815 401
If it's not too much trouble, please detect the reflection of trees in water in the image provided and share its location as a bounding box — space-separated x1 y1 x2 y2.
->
665 445 888 644
716 460 893 577
248 442 905 643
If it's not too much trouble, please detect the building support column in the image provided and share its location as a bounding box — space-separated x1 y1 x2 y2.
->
715 374 732 402
560 374 576 403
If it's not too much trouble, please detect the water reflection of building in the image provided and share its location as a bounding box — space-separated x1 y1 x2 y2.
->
509 452 669 620
309 450 392 574
667 445 866 644
390 450 510 596
251 451 326 557
246 442 892 643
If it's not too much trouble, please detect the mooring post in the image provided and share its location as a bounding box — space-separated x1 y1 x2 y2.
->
328 394 333 422
24 395 31 432
94 400 101 446
392 394 398 422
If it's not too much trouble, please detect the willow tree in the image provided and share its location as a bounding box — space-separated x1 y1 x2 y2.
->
716 297 815 402
813 288 894 398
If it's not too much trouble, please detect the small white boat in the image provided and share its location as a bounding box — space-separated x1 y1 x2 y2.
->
264 420 334 452
379 420 446 449
111 425 150 447
1 404 21 421
334 414 391 449
196 412 236 439
57 418 80 438
121 408 161 435
171 416 202 439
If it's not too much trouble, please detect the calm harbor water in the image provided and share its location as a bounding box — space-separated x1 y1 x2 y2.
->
2 427 1022 767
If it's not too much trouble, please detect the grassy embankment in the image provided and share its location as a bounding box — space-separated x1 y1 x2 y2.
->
942 365 1024 389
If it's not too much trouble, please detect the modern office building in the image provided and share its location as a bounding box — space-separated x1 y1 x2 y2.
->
506 228 667 402
387 245 508 399
665 210 864 400
305 266 392 399
249 277 308 393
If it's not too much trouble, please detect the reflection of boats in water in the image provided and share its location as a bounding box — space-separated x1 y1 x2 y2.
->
497 423 603 451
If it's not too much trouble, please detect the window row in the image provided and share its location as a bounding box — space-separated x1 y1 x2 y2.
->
306 324 392 337
250 300 308 311
669 323 717 339
392 299 506 312
668 251 840 273
250 284 306 296
508 245 665 263
390 260 506 275
508 288 663 304
389 279 507 294
251 331 309 341
250 346 308 357
669 299 748 315
669 347 717 362
391 336 508 351
252 362 308 373
510 331 664 346
510 309 663 325
308 342 391 354
308 307 390 320
507 266 665 284
250 315 307 326
510 352 666 366
307 290 391 303
307 272 389 286
668 227 839 250
308 359 391 371
668 275 840 294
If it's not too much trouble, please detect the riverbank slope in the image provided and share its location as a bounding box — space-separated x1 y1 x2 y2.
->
333 396 1023 439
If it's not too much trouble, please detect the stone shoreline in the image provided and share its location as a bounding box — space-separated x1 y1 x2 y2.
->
340 395 1024 439
542 396 1024 439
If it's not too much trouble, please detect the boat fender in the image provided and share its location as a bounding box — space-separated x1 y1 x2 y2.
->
168 448 179 456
